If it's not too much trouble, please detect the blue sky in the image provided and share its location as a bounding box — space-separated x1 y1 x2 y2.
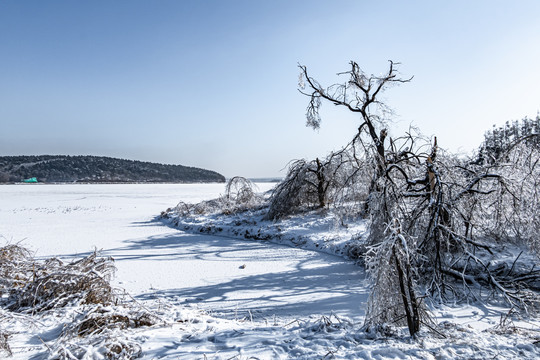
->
1 1 539 178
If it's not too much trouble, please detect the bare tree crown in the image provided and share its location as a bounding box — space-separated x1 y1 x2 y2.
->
299 61 412 165
299 62 410 128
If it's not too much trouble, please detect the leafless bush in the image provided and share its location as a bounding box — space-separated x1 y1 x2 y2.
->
0 243 32 262
162 177 264 219
374 141 540 311
265 159 318 220
2 248 116 313
221 176 262 214
484 141 540 252
265 150 365 220
47 305 159 359
0 244 162 358
225 176 256 204
0 243 179 360
173 201 193 217
77 310 156 337
192 198 223 215
331 148 374 219
161 198 220 218
0 244 33 291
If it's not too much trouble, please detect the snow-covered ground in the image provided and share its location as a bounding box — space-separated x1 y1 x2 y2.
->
0 183 366 322
1 184 540 359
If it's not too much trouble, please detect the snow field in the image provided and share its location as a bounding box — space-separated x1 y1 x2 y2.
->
1 183 539 359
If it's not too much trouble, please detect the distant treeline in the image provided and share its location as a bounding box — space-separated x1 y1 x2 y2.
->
478 115 540 163
0 155 225 183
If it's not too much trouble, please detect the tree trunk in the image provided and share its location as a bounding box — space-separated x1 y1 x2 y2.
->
315 158 326 208
393 244 420 336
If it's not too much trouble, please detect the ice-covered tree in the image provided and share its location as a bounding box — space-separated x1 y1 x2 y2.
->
297 60 540 335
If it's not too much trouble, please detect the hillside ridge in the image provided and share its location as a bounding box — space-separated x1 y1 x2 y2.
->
0 155 225 183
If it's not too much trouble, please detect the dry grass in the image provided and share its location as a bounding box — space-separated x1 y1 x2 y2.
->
5 250 116 313
47 305 159 359
1 245 116 313
76 307 158 337
0 244 160 358
52 337 143 360
0 244 33 291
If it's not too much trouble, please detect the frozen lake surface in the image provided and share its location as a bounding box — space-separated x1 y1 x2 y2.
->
0 183 368 322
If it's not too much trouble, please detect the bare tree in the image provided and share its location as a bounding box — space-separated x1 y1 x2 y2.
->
299 61 426 335
298 60 540 335
269 59 413 222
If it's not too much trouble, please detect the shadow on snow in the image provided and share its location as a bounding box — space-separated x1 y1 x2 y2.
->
60 217 370 321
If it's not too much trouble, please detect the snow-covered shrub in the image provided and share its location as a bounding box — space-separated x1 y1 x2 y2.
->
266 150 367 220
3 249 116 313
0 244 33 283
265 159 316 220
478 116 540 165
161 177 264 219
171 201 193 217
48 305 159 359
51 340 141 360
0 245 162 359
221 176 262 214
76 306 157 337
307 313 353 333
191 198 222 215
225 176 256 204
484 142 540 253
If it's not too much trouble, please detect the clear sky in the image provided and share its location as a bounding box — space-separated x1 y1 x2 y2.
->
1 1 539 178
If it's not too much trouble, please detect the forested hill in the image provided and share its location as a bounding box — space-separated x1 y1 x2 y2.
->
0 155 226 183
